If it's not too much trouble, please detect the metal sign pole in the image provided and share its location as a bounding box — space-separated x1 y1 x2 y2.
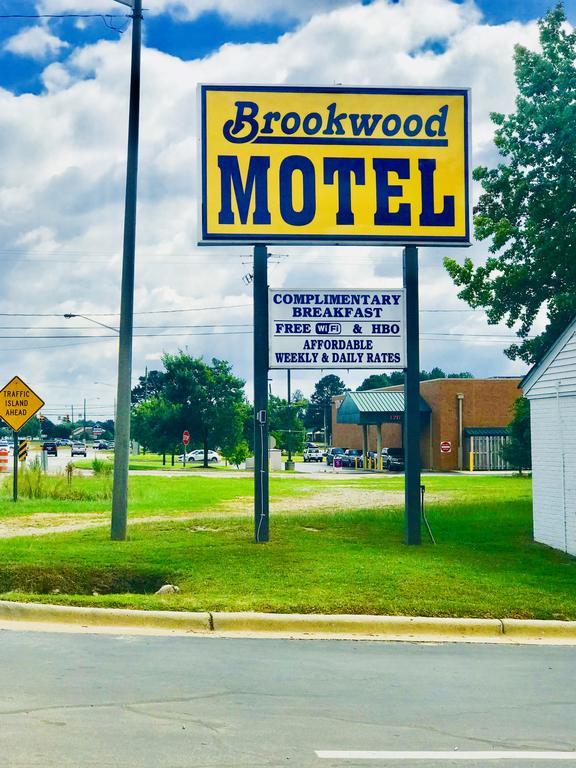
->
403 245 421 545
254 243 269 542
12 430 18 502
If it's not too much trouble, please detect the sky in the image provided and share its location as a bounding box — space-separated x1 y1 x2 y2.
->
0 0 573 423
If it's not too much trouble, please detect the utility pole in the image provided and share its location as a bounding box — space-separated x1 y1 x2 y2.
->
111 0 142 541
83 398 86 442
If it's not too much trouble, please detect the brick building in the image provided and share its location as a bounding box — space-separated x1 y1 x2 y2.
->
332 377 522 471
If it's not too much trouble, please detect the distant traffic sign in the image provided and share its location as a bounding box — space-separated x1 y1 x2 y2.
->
0 376 45 432
18 440 28 461
440 441 452 453
183 430 190 446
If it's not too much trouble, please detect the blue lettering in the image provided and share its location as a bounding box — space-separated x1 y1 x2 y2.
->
425 105 448 137
222 101 259 143
279 155 316 226
349 113 383 136
373 158 411 226
324 157 365 225
218 155 271 225
419 158 454 226
404 114 423 137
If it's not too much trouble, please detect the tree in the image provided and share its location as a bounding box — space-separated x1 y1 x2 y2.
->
268 394 306 454
131 370 166 403
161 353 247 467
132 396 181 458
445 5 576 364
358 369 472 390
304 374 346 443
502 397 532 473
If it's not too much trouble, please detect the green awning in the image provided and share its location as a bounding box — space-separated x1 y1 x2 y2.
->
337 390 431 425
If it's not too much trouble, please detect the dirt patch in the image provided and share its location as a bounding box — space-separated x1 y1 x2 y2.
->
217 488 408 514
0 489 449 539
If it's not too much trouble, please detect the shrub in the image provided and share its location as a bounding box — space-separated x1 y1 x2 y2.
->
92 458 114 477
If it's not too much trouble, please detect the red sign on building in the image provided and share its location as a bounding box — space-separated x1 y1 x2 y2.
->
440 441 451 454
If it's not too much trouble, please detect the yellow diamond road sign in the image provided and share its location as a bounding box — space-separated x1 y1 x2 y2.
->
0 376 45 432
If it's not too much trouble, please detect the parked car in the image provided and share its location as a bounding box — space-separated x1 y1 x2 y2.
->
382 447 405 471
325 447 345 466
178 449 220 463
71 442 87 457
42 441 58 456
303 447 323 462
342 448 364 468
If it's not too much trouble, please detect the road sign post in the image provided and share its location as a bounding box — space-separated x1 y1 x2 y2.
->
0 376 45 504
182 430 190 467
12 431 18 502
254 243 269 542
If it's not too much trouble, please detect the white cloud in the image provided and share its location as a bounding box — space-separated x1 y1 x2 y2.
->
4 26 69 60
0 0 552 411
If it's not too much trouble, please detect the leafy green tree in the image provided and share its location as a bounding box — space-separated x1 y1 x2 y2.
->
221 439 250 468
502 397 532 473
268 394 306 454
445 5 576 364
358 369 472 391
132 396 181 458
304 374 346 443
131 370 166 404
162 353 247 467
52 423 72 439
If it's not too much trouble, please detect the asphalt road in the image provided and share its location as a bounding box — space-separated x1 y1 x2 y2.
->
1 631 575 767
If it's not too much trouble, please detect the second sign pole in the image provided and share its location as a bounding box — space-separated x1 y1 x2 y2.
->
253 243 270 542
403 245 422 545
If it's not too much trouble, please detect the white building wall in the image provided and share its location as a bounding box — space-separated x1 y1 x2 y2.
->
530 395 576 556
528 330 576 399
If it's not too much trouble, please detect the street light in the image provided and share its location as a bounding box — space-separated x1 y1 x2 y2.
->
63 314 119 334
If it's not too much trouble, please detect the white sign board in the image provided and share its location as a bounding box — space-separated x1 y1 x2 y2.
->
269 289 405 369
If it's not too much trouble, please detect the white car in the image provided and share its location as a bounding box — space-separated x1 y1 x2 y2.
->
178 449 220 463
303 447 323 462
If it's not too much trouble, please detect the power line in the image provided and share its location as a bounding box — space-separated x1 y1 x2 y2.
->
0 323 253 330
0 303 252 318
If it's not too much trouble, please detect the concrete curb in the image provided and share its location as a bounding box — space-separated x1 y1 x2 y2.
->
1 601 576 642
501 618 576 640
210 612 502 639
0 600 211 632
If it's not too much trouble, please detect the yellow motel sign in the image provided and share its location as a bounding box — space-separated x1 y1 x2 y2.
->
0 376 45 432
199 85 470 246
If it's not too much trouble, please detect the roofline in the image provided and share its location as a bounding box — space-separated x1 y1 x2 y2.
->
521 315 576 394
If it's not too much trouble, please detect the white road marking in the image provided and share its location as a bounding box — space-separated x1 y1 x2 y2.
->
316 751 576 761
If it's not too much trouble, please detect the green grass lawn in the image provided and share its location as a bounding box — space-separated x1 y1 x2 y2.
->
0 473 574 619
72 453 242 472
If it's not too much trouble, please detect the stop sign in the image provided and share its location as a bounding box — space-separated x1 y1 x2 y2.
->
440 440 451 453
183 430 190 446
